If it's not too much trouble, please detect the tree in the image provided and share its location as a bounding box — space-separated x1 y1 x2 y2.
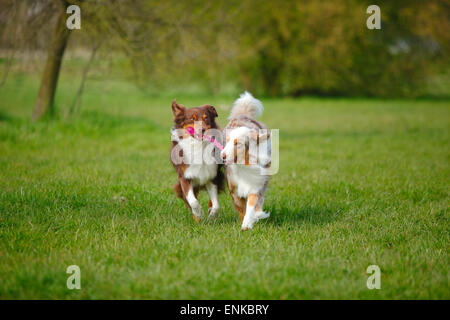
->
1 0 448 103
32 1 71 121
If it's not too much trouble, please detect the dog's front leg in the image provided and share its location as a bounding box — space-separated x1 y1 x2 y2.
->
241 194 259 230
254 195 270 220
206 182 220 219
241 193 270 230
179 177 204 222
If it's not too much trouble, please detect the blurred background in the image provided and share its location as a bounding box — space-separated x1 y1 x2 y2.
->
0 0 449 120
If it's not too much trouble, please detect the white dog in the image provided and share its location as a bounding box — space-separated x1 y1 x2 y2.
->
221 92 271 230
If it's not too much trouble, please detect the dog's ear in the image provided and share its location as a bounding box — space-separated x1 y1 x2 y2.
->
172 99 186 118
207 105 218 118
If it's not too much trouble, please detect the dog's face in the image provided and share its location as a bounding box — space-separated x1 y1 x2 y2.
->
221 127 270 165
172 100 218 134
221 127 250 164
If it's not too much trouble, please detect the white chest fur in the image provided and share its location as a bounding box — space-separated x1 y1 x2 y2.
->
177 136 218 186
227 164 267 198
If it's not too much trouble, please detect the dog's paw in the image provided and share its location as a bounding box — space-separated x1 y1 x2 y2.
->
191 201 204 220
241 217 256 231
241 211 269 230
207 207 219 219
255 211 270 220
241 222 254 231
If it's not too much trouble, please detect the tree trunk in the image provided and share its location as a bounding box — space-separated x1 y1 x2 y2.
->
32 2 71 121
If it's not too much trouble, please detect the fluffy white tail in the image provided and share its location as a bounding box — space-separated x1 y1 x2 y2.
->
229 91 263 119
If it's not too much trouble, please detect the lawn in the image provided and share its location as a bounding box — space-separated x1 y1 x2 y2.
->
0 74 448 299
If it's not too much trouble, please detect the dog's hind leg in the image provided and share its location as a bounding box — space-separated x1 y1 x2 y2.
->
174 182 192 210
227 180 246 222
206 182 220 219
231 192 246 222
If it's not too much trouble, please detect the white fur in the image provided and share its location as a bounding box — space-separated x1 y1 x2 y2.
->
227 161 270 230
221 127 251 163
222 91 271 230
176 135 218 186
186 188 204 218
241 200 270 230
221 126 272 177
229 91 263 119
226 164 266 198
171 128 220 220
206 182 220 218
257 135 272 169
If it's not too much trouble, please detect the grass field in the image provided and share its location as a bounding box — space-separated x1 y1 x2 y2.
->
0 74 449 299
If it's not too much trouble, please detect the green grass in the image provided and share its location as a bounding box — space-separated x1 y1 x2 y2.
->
0 74 449 299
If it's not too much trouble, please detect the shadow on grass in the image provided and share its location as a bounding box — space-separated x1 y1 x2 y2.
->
264 203 342 227
204 201 343 228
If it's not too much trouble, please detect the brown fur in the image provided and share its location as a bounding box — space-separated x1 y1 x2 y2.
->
228 181 246 221
170 99 224 220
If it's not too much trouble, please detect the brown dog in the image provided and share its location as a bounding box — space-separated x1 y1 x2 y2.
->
170 99 224 221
